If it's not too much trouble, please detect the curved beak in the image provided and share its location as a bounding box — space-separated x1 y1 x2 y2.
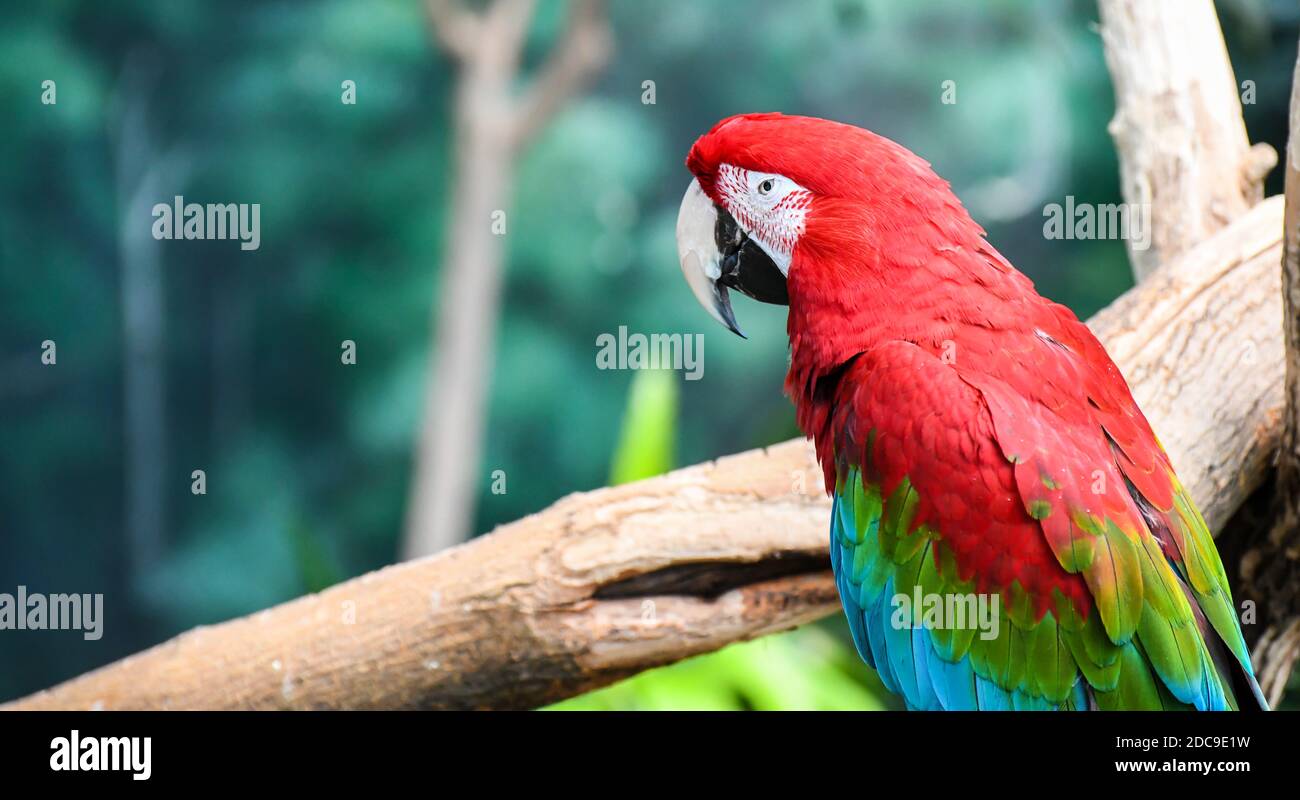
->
675 179 788 339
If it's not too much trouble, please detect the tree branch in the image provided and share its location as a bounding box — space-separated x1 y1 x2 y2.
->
1099 0 1300 703
1088 197 1285 534
6 200 1284 710
424 0 482 63
1097 0 1276 280
509 0 611 149
405 0 604 558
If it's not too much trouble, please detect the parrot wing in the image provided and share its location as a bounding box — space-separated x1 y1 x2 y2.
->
824 336 1262 710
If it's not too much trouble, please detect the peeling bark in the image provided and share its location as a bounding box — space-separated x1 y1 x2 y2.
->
1089 198 1285 534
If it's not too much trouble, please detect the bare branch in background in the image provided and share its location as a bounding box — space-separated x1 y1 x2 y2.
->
403 0 611 559
111 52 172 583
423 0 482 61
510 0 612 148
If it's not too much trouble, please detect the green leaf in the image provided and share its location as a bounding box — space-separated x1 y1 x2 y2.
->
608 369 678 485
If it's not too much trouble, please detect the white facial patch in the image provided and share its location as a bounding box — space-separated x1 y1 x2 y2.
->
713 163 811 275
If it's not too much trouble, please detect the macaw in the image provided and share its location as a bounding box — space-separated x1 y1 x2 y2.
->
674 112 1267 711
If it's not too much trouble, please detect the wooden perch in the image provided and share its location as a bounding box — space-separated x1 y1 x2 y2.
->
1088 197 1285 534
1095 3 1280 534
1101 0 1300 701
6 198 1285 710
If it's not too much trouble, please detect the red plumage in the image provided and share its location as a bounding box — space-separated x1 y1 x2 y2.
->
688 113 1178 623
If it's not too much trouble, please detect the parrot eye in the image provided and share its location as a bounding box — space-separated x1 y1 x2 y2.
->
709 164 810 277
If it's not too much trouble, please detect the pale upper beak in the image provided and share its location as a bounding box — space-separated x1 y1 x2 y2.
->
676 179 742 336
675 178 789 339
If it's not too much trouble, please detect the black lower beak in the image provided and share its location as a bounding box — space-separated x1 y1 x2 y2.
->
711 205 789 338
711 282 746 339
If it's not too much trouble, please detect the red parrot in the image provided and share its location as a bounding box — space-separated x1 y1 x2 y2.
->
674 112 1266 710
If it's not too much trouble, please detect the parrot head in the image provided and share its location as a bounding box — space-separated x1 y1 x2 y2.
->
675 112 979 340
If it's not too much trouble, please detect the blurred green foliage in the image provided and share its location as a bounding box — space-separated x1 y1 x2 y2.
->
1 0 1297 707
549 625 894 711
608 369 677 485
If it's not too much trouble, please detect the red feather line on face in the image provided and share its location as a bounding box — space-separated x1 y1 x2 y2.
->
712 164 811 266
683 113 1193 627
